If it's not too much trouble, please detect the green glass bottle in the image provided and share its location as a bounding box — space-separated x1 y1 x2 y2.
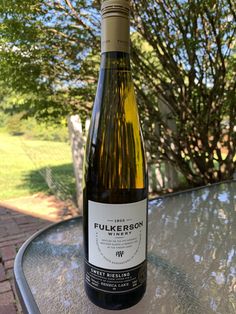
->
83 0 148 310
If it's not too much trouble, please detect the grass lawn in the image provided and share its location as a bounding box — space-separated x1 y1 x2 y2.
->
0 130 76 201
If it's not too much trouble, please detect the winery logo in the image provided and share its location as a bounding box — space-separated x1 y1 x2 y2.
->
94 221 143 236
116 251 124 258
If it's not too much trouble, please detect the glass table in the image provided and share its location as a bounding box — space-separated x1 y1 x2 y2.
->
14 181 236 313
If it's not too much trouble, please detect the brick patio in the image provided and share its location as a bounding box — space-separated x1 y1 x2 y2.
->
0 205 51 314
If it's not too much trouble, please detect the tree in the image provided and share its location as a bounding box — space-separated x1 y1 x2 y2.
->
0 0 236 187
131 0 236 185
0 0 100 122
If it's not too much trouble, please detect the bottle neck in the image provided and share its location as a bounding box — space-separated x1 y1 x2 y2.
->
100 51 131 70
101 13 130 54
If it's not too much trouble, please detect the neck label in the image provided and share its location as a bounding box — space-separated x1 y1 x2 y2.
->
101 16 130 53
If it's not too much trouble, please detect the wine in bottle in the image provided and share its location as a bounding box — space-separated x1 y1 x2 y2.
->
83 0 148 310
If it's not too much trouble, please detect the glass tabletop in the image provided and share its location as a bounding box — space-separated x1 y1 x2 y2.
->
14 181 236 314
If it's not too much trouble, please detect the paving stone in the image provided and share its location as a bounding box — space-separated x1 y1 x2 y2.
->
16 216 39 224
0 208 8 214
6 269 13 281
4 260 15 270
0 226 6 233
0 247 16 262
14 216 32 225
0 237 27 249
0 303 17 314
19 225 41 233
0 233 26 242
0 264 6 282
0 217 15 223
0 291 15 305
0 281 11 293
5 223 21 236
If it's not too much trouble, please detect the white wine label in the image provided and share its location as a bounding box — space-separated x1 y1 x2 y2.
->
88 199 147 270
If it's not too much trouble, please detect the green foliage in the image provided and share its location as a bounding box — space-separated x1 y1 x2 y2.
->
25 121 69 142
0 0 236 186
5 115 69 141
0 83 70 140
0 0 99 122
0 112 7 128
5 112 25 135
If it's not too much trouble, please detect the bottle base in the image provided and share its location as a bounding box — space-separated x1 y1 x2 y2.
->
85 282 146 310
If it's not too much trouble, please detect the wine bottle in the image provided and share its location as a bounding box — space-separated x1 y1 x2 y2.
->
83 0 148 310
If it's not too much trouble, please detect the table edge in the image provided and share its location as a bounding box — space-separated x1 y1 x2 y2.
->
14 216 82 314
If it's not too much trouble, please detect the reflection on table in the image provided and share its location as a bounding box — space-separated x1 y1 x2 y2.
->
15 181 236 313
